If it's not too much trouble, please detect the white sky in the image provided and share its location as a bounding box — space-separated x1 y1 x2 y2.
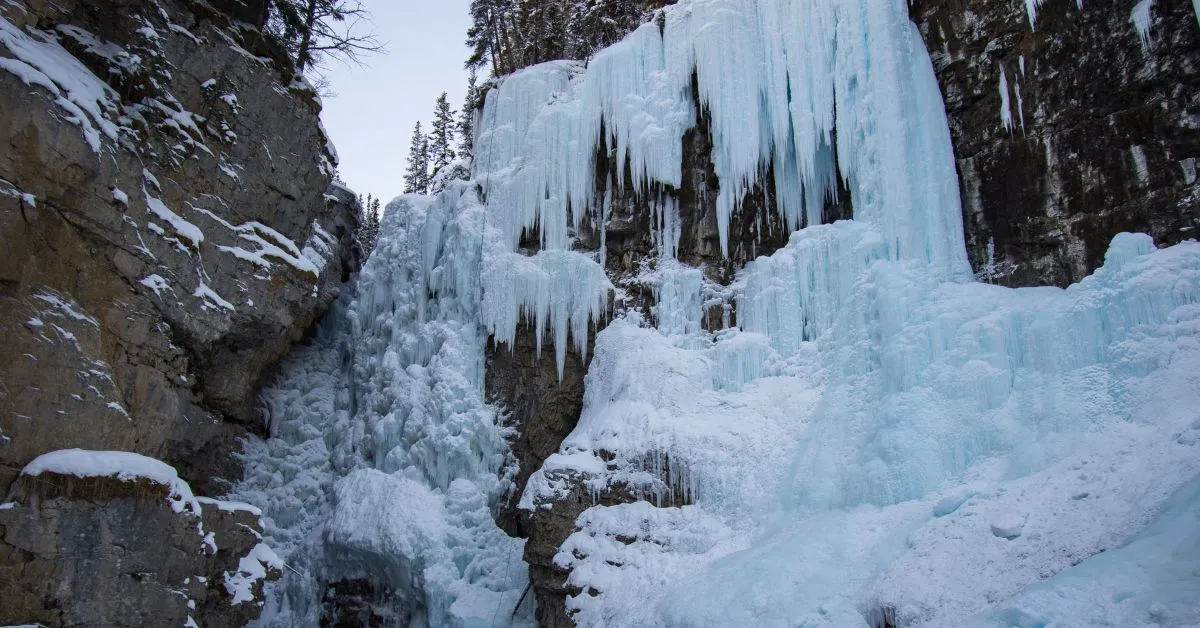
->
319 0 472 204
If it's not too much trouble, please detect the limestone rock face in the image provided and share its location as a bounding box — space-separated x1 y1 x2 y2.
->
488 323 594 539
911 0 1200 287
0 0 358 489
0 469 281 627
0 0 357 623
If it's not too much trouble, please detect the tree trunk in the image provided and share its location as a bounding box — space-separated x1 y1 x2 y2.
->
296 0 319 72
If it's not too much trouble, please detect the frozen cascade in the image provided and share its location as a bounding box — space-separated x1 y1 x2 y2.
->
239 0 1200 626
476 0 969 275
237 185 535 626
233 289 357 625
501 0 1200 627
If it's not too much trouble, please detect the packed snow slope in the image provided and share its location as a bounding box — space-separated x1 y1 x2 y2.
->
240 0 1200 626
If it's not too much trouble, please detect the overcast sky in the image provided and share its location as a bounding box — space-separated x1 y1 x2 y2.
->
319 0 472 205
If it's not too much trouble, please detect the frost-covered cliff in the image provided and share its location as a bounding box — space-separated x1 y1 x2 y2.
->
0 0 359 625
239 1 1200 627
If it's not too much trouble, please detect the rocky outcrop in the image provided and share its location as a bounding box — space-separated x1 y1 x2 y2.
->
0 0 357 623
911 0 1200 287
488 323 595 538
0 459 281 627
320 578 396 628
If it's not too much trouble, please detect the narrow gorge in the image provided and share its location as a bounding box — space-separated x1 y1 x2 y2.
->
1 0 1197 627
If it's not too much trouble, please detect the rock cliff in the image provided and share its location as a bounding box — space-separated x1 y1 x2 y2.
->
911 0 1200 287
0 0 358 624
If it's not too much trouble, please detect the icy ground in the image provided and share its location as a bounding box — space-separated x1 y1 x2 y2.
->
238 0 1200 626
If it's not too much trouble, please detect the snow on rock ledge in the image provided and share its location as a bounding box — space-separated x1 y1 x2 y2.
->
3 449 283 626
21 448 202 515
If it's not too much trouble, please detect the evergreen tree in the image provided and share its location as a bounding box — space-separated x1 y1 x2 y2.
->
516 0 568 67
355 193 381 257
465 0 654 76
570 0 646 60
466 0 517 75
457 68 479 160
428 93 457 176
403 122 430 194
366 195 380 252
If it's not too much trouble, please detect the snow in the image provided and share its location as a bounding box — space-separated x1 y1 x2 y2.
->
224 543 284 606
140 274 171 296
193 281 235 312
142 168 161 191
21 449 201 516
32 290 98 326
539 230 1200 626
56 24 133 70
973 475 1200 627
146 195 204 249
0 17 120 152
187 205 322 277
111 187 129 205
989 514 1026 540
196 496 263 517
167 22 201 46
323 469 448 589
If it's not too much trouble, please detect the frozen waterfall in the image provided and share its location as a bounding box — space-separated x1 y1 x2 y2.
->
238 0 1200 626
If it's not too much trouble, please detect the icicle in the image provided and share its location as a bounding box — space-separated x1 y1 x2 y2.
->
475 0 969 283
999 65 1015 133
1131 0 1156 50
